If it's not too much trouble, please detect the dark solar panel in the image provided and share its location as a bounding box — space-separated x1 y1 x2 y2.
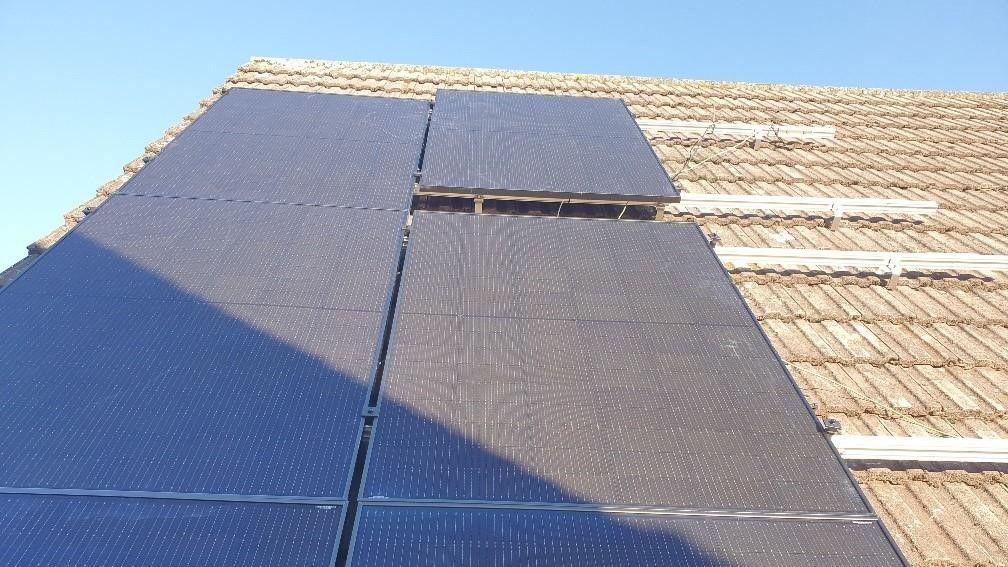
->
349 505 905 567
396 212 751 324
117 129 420 210
363 212 868 513
0 494 343 567
419 90 678 203
0 293 377 497
190 87 429 144
5 195 405 311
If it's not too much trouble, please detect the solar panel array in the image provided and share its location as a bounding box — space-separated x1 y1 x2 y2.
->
353 211 906 565
0 89 419 564
418 89 680 203
1 86 907 565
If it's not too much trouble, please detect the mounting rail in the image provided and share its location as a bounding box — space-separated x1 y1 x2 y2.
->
638 119 836 143
716 246 1008 285
833 435 1008 464
670 194 938 223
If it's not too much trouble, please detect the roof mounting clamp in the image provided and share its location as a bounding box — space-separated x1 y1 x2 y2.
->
707 231 722 248
362 407 379 418
822 417 843 435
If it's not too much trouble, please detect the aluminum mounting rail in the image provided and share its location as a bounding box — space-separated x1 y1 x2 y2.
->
715 246 1008 285
637 119 836 144
832 435 1008 464
669 194 938 224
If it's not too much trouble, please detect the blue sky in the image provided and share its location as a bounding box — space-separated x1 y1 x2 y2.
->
1 0 1006 271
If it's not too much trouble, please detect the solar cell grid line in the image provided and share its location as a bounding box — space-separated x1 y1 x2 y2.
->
0 493 345 567
418 89 680 205
346 504 908 567
361 211 875 515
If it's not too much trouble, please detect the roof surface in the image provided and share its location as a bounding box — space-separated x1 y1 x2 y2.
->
4 57 1007 566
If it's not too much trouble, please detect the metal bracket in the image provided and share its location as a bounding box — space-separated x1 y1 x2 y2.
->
822 417 843 435
362 407 379 418
885 257 903 288
474 195 485 214
826 202 845 229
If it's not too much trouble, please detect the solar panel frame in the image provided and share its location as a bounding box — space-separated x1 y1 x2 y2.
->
0 493 346 567
419 89 679 204
346 504 908 567
362 211 874 515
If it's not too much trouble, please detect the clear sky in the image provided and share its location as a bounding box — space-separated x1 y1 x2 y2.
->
1 0 1006 271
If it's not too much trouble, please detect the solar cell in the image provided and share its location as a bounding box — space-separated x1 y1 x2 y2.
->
0 494 343 567
348 505 905 567
419 89 679 203
363 212 869 513
118 130 421 210
0 293 378 497
5 195 406 312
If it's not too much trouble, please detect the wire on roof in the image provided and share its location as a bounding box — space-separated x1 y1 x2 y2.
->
672 133 757 182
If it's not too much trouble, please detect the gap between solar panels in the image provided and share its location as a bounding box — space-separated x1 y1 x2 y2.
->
415 89 681 219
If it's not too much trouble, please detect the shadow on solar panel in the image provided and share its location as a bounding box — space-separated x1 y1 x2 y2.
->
0 203 808 566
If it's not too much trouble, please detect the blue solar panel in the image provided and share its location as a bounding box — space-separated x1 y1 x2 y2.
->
348 505 905 567
419 90 678 203
363 212 869 514
0 293 377 497
6 196 406 311
117 88 430 210
118 130 421 210
0 494 343 567
396 212 751 324
190 87 428 144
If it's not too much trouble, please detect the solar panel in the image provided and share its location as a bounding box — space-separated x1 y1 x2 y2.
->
190 87 428 144
0 194 405 498
0 494 343 567
363 212 868 513
118 130 421 210
118 89 429 210
419 90 679 203
0 292 377 497
348 505 905 567
6 195 406 311
396 211 751 324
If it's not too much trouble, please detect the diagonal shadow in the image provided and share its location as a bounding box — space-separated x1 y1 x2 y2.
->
0 229 750 566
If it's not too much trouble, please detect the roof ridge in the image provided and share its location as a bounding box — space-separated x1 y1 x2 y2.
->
247 56 1008 100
